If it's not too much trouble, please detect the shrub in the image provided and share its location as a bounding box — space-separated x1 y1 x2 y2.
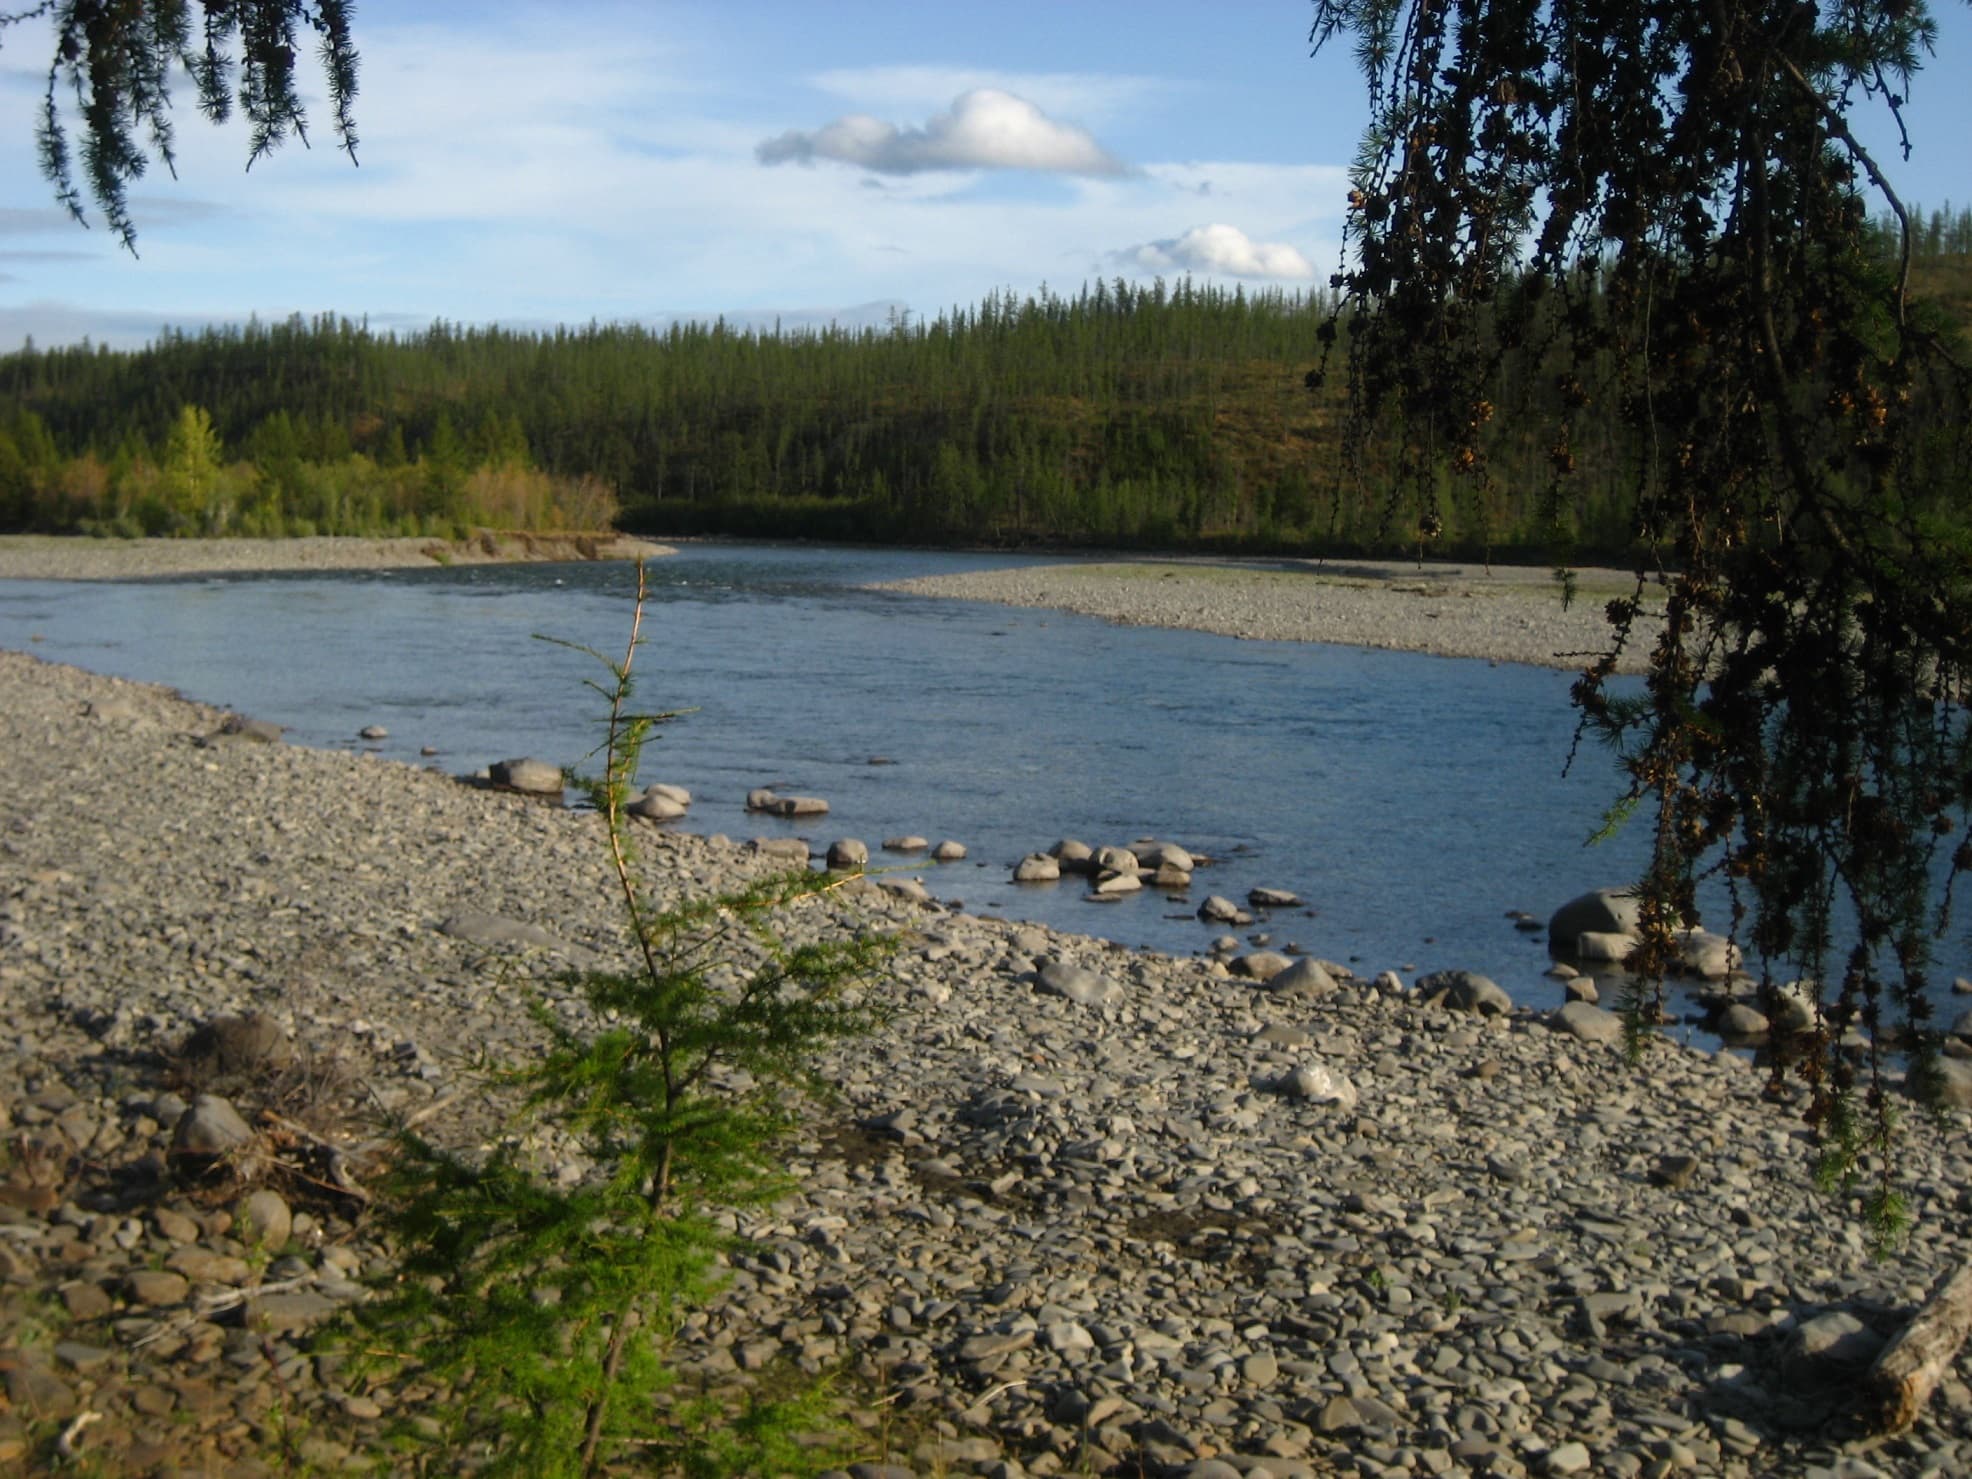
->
352 564 887 1475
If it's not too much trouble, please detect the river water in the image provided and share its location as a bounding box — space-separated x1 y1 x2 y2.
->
1 542 1674 1012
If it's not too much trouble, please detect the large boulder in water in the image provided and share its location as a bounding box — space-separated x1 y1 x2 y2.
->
1013 853 1060 883
1575 931 1636 964
1547 889 1642 952
771 794 830 817
826 838 870 871
1675 927 1741 980
1198 895 1252 926
1093 845 1140 876
1131 840 1194 873
629 790 687 821
1765 980 1821 1034
1048 839 1097 875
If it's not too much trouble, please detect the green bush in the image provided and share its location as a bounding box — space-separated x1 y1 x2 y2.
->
352 565 888 1475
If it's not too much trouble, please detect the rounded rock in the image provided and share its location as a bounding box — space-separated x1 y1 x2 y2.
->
236 1188 293 1251
826 838 871 871
490 756 562 794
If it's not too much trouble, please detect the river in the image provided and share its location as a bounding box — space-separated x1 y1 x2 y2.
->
1 542 1680 1015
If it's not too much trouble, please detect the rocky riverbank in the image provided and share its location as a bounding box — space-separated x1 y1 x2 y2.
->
4 648 1970 1477
0 531 674 582
874 560 1664 675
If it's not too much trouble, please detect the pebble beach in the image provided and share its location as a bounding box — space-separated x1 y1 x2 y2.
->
0 531 675 582
875 559 1664 675
1 540 1967 1478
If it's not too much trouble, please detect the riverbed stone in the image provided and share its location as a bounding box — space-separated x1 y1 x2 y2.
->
5 646 1969 1479
1199 895 1252 926
1784 1311 1887 1383
1269 957 1338 1001
439 912 560 951
1929 1057 1972 1108
1036 960 1122 1006
1416 970 1512 1015
1677 927 1740 979
772 795 830 817
629 790 688 821
1767 980 1821 1034
218 712 284 744
1278 1062 1357 1110
1133 840 1194 872
1718 1002 1770 1040
826 839 870 870
489 756 561 794
178 1011 292 1081
1093 845 1140 875
1014 854 1060 883
1550 1000 1623 1045
1575 930 1636 963
747 836 811 863
1548 888 1642 948
126 1268 191 1306
236 1189 292 1251
1231 951 1292 982
1049 838 1096 873
171 1094 255 1161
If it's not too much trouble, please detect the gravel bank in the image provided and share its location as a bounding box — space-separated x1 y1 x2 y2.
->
4 648 1970 1477
876 560 1666 675
0 532 674 582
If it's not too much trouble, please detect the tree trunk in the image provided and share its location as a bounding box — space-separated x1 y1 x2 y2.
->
1867 1263 1972 1432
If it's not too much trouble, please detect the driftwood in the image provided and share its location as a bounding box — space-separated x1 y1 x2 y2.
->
1866 1263 1972 1431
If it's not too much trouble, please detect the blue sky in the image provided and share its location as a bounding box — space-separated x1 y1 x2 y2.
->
0 1 1967 350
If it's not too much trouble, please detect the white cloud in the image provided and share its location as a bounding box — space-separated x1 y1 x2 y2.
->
1114 223 1314 280
807 66 1169 125
0 7 1356 348
757 88 1124 175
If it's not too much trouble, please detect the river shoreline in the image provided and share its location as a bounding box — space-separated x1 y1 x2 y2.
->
1 534 1657 672
0 531 674 582
875 558 1663 675
2 645 1967 1476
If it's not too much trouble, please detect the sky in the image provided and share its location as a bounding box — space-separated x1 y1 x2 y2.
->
0 1 1968 352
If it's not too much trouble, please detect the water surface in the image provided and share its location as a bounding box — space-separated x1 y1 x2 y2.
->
1 543 1670 1006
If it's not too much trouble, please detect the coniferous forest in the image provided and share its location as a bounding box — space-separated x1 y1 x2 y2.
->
1 209 1966 561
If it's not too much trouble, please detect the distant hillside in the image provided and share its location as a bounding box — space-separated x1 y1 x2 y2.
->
1 208 1965 560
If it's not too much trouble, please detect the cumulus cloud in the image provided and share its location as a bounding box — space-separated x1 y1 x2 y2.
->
757 88 1123 176
807 66 1168 125
1115 223 1313 280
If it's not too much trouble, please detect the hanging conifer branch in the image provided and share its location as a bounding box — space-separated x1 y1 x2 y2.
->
6 0 359 254
1311 0 1972 1239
